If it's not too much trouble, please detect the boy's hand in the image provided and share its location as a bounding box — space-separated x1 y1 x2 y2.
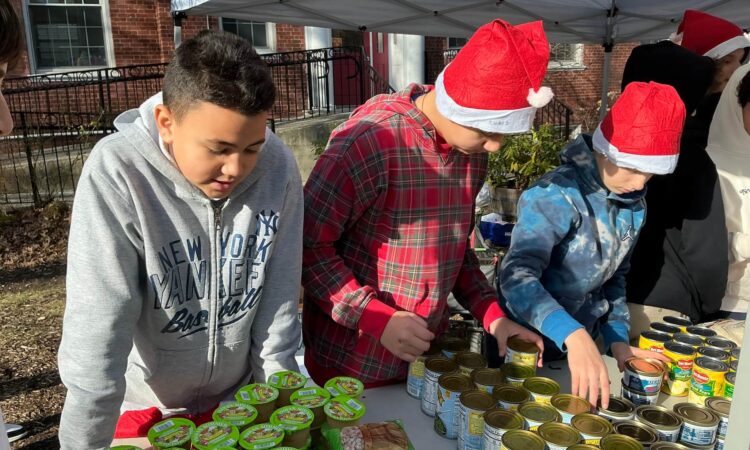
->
610 342 671 372
565 329 610 408
380 311 435 362
489 317 544 368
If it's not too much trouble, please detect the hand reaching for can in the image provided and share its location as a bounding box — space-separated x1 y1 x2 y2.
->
564 329 610 408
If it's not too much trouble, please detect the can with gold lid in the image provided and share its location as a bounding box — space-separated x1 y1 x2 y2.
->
674 333 705 349
600 434 644 450
501 362 535 387
686 326 717 341
704 396 730 439
651 322 681 336
705 337 737 352
673 402 719 447
723 372 735 399
730 348 740 362
696 347 730 363
623 358 666 394
689 357 728 405
635 405 683 442
442 337 470 360
664 316 693 332
471 368 505 394
435 373 474 439
517 402 559 431
499 429 545 450
422 356 458 417
639 330 672 353
550 393 591 424
455 351 488 377
492 385 530 411
567 445 599 450
522 376 560 405
613 419 660 448
407 342 441 399
458 389 496 450
482 408 525 450
537 422 581 450
570 412 613 446
650 443 692 450
504 337 539 367
597 395 636 422
662 341 696 397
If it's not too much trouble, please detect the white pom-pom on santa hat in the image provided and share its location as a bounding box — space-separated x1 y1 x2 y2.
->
527 86 554 108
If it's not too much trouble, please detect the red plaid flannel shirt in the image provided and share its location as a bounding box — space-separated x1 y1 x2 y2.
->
302 84 504 385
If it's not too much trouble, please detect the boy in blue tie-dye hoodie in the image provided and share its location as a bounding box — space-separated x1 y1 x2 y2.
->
498 82 686 408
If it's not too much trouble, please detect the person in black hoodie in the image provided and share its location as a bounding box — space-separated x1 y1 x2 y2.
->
622 41 728 337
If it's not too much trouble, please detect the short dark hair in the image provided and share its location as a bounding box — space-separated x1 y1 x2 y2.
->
738 69 750 108
163 30 276 120
0 0 23 70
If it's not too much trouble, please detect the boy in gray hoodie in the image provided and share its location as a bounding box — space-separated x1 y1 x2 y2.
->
58 30 303 449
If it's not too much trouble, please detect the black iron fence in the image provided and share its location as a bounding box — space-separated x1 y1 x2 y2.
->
0 46 394 207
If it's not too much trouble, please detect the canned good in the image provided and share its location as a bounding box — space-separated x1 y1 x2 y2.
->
613 420 660 448
622 380 659 406
663 341 696 397
681 443 715 450
568 445 600 450
651 443 692 450
522 376 560 405
455 351 488 377
674 333 705 349
537 422 582 450
504 337 539 367
624 358 665 394
689 357 728 405
723 373 735 399
492 385 530 411
730 348 740 362
664 316 693 332
597 395 636 422
705 337 737 352
651 322 681 336
550 394 591 424
471 368 505 393
482 408 525 450
458 389 496 450
639 330 672 353
518 402 560 431
635 405 683 442
673 402 719 447
715 437 725 450
704 397 730 439
407 343 441 398
442 337 470 359
697 347 730 363
686 326 717 341
600 434 644 450
727 360 737 373
499 429 545 450
570 413 613 446
501 362 535 387
421 356 458 417
435 373 474 439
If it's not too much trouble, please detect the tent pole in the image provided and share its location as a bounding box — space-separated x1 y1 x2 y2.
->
173 11 187 47
598 43 613 121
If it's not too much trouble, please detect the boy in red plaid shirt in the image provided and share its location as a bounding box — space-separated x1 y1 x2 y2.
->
302 19 552 386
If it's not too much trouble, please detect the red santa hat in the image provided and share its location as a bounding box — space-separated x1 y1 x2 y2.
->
592 81 686 175
672 10 750 61
435 19 553 134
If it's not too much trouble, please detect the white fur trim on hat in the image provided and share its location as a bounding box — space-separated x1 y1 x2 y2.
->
434 71 537 134
704 34 750 60
592 126 679 175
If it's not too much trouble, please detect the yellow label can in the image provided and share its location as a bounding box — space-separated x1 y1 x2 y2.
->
689 357 728 405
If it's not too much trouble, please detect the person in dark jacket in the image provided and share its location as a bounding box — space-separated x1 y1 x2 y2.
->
623 41 728 337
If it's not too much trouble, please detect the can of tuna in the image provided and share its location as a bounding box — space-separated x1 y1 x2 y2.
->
651 322 681 336
727 360 737 373
407 343 441 398
635 405 683 442
705 337 737 352
537 422 582 450
501 362 535 387
663 341 696 397
680 443 715 450
441 337 470 360
600 434 644 450
422 356 458 417
674 333 705 349
686 326 717 341
597 395 636 422
715 437 725 450
639 330 672 353
723 373 735 399
704 397 730 439
522 376 560 405
458 389 495 450
435 373 474 439
568 445 600 450
518 402 560 431
622 381 659 407
689 357 728 405
455 351 487 377
504 337 539 367
482 408 525 450
651 443 692 450
613 420 660 448
550 394 591 424
624 358 666 394
673 403 719 446
499 429 545 450
730 348 740 362
697 347 730 364
471 368 505 394
664 316 693 333
570 412 613 446
492 385 530 411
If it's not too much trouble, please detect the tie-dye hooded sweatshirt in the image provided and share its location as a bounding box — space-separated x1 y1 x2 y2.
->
498 135 645 352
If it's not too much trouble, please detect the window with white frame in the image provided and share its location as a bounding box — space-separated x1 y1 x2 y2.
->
549 43 584 69
221 18 274 52
26 0 110 71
